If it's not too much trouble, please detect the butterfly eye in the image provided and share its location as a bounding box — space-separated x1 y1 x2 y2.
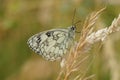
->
71 26 76 30
46 31 51 37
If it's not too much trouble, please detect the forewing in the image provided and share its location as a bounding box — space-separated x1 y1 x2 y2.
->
27 29 70 61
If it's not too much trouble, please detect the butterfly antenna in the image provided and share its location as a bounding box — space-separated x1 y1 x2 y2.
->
72 8 76 26
72 9 81 25
72 9 81 33
74 20 81 25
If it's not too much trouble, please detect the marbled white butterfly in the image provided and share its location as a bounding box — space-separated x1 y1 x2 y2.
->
27 26 76 61
27 9 80 61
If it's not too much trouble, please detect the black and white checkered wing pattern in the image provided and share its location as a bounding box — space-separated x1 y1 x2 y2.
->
27 29 71 61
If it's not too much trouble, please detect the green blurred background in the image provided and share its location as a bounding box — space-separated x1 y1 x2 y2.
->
0 0 120 80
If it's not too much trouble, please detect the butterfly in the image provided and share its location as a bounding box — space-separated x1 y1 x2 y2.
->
27 9 81 61
27 25 77 61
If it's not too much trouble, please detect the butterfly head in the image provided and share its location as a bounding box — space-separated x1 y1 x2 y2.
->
68 25 76 32
70 25 76 31
67 25 76 39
